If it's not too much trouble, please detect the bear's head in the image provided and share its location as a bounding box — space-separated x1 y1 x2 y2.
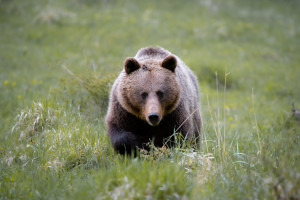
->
118 55 180 126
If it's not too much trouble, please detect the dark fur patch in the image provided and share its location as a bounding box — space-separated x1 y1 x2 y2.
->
142 65 148 71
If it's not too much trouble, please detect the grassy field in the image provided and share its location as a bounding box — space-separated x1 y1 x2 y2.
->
1 0 299 199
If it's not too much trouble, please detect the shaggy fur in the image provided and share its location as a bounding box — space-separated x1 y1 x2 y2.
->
105 47 201 154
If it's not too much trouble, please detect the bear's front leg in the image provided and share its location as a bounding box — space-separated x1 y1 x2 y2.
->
107 125 141 155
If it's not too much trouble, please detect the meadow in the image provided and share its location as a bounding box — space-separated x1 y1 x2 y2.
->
0 0 299 199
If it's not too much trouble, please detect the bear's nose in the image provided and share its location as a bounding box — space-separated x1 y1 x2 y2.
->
148 113 160 126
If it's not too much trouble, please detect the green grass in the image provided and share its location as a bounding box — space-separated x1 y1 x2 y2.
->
1 0 299 199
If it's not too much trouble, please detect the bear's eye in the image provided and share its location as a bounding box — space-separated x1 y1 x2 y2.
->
141 92 148 99
156 91 164 99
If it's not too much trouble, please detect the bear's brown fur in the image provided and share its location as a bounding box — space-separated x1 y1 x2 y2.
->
105 47 201 154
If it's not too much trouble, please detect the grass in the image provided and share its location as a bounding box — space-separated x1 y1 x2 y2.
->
1 0 299 199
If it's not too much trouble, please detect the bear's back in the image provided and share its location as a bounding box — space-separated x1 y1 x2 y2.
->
135 47 170 61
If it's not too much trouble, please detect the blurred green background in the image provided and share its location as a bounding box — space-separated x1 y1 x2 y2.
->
0 0 299 199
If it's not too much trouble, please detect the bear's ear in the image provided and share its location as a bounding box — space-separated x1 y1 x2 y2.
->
124 57 140 74
161 55 177 72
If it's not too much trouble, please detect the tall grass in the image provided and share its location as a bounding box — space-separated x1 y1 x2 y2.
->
251 88 262 155
1 0 299 199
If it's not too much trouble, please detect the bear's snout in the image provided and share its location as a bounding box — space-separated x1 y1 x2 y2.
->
145 96 162 126
148 113 160 126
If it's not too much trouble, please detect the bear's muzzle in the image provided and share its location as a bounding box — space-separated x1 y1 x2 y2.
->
145 95 162 126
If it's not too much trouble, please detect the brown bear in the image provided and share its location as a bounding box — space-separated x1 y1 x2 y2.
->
105 47 201 154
